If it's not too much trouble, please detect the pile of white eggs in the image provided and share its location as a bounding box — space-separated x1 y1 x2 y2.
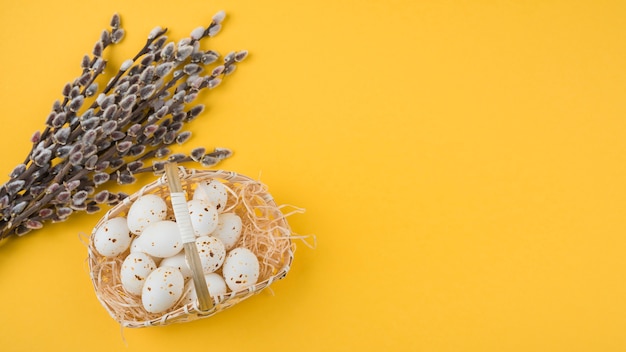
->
93 179 260 314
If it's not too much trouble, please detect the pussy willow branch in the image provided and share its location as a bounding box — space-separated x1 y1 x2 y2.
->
0 11 247 239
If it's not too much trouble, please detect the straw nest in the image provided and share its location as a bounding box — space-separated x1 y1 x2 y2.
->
88 168 295 328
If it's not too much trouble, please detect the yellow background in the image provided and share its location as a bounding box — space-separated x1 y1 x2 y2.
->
0 0 625 351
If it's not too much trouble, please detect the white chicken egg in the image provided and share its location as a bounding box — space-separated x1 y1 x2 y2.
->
127 194 168 235
159 252 192 280
141 266 184 313
187 199 219 237
195 236 226 274
212 212 243 250
222 247 260 292
129 239 162 266
136 220 183 258
120 252 157 295
193 179 228 212
130 235 147 254
183 272 228 305
93 217 132 257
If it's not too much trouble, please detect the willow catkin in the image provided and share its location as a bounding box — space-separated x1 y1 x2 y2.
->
0 11 245 239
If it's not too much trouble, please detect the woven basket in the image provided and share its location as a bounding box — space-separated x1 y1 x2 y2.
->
88 168 295 328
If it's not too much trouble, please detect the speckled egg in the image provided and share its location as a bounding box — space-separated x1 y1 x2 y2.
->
93 217 132 257
159 252 192 280
193 179 228 212
212 212 242 250
130 234 147 254
127 194 168 235
195 236 226 274
183 272 228 305
120 252 157 295
134 220 183 258
222 247 260 292
187 199 219 237
141 266 184 313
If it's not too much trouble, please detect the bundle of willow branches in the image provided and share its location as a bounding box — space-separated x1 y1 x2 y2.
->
0 11 247 239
